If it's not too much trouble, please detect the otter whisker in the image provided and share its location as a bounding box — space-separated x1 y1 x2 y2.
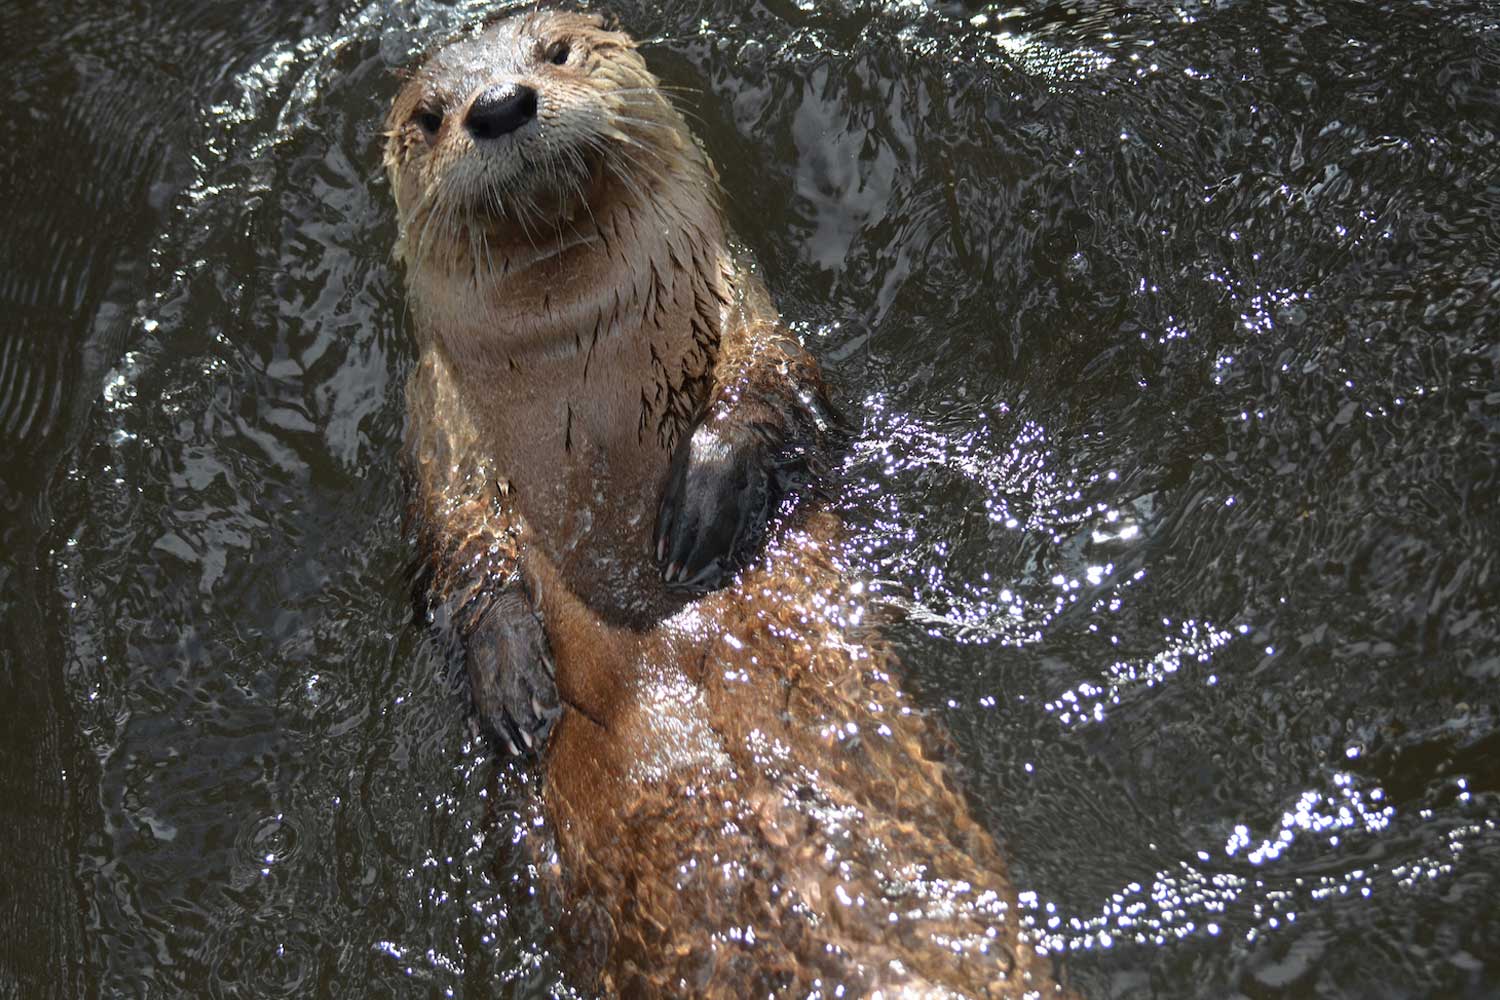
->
606 112 691 136
557 146 601 248
410 179 454 288
566 149 605 241
579 135 656 211
607 94 699 119
607 84 699 94
588 123 672 169
606 114 690 140
610 89 713 130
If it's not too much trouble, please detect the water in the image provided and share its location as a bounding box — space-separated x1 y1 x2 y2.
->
1 0 1497 996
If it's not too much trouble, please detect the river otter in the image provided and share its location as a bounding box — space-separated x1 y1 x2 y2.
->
385 10 1076 998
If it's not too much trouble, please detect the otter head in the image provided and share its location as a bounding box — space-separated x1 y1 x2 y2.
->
383 10 712 281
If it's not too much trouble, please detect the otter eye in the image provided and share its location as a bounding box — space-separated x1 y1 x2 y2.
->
545 41 571 65
415 107 444 139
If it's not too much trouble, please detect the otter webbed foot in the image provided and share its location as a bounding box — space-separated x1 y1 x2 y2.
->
655 334 837 593
466 587 560 756
655 421 780 592
657 391 836 593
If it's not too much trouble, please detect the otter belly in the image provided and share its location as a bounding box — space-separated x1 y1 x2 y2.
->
535 511 1072 998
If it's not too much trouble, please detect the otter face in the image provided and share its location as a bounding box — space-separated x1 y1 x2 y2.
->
384 11 690 264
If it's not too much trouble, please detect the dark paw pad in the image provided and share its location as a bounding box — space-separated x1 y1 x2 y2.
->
466 589 560 756
655 422 780 593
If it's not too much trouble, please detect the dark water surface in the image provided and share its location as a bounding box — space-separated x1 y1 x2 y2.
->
2 0 1497 996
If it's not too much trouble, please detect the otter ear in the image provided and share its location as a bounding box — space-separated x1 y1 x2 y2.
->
532 5 612 34
479 7 519 30
510 1 603 25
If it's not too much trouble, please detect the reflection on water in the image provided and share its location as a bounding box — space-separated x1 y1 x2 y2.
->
1 0 1496 996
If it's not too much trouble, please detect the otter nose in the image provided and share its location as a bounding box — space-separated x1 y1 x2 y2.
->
465 83 538 140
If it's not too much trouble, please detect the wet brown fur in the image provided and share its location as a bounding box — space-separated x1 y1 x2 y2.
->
386 11 1077 998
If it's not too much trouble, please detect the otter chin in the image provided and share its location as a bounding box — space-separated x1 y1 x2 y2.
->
385 10 1078 998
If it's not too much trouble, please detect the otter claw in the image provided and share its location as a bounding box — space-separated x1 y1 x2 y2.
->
681 563 723 592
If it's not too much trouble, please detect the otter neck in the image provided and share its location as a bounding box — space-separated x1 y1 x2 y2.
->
417 181 732 625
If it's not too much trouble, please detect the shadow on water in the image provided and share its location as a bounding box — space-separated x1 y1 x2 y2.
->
0 0 1496 996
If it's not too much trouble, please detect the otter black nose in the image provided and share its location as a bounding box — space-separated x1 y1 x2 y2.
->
465 83 538 140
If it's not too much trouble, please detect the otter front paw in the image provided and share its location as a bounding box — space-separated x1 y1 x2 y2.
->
466 588 560 756
654 421 782 593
